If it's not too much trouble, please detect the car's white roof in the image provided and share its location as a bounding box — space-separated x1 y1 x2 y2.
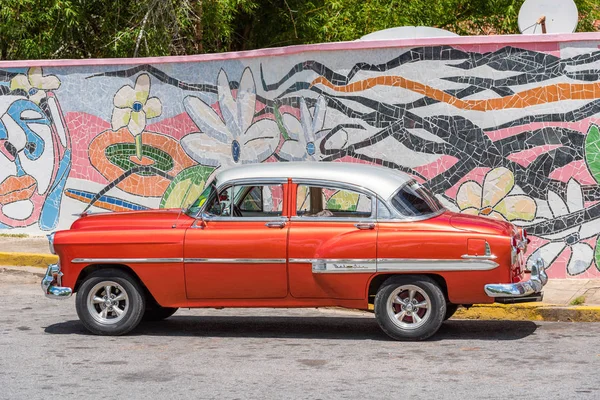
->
214 162 412 199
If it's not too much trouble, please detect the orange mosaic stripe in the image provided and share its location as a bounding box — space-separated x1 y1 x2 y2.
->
311 76 600 111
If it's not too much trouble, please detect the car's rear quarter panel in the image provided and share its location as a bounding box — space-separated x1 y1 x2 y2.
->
376 217 512 305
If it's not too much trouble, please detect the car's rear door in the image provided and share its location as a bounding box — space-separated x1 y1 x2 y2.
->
184 180 290 299
287 181 377 300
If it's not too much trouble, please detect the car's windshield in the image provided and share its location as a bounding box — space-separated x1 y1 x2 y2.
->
390 180 443 218
185 179 218 217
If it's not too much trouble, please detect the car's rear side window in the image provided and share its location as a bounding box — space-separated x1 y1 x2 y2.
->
296 185 372 218
391 181 443 218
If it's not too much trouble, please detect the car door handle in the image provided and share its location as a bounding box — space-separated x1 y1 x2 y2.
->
265 221 286 228
354 222 375 230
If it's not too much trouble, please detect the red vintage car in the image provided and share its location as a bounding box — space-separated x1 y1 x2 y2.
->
42 162 547 340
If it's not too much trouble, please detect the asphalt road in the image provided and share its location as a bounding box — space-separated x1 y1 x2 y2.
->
1 267 600 400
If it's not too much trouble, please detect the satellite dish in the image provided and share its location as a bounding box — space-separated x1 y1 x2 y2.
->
518 0 578 34
359 26 459 40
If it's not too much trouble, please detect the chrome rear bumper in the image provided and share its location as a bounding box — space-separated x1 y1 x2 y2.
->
41 263 72 299
484 258 547 300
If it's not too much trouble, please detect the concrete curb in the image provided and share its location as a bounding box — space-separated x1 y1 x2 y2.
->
454 303 600 322
0 252 57 269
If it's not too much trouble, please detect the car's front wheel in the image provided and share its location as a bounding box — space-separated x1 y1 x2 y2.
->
76 269 145 335
143 304 178 321
374 275 446 341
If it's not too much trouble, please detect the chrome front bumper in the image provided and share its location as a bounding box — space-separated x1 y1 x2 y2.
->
484 258 548 301
41 263 72 299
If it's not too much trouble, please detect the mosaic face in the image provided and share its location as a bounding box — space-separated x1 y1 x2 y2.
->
0 94 69 228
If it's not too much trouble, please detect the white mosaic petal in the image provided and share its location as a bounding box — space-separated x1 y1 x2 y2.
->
282 113 303 142
528 241 565 270
29 68 60 90
128 110 146 136
143 97 162 119
111 107 131 131
237 67 256 132
567 242 594 276
279 139 308 161
481 167 514 208
241 119 280 163
184 96 230 144
10 74 31 91
311 96 327 134
181 133 232 167
114 85 136 108
134 74 150 104
565 178 583 213
217 69 240 138
547 190 568 218
456 181 483 210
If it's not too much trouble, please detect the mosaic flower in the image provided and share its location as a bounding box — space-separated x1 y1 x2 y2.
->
278 96 347 161
182 68 279 167
528 179 600 275
111 74 162 159
456 167 536 222
9 67 60 104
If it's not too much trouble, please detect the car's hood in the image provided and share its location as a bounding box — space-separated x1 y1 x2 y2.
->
449 212 516 236
70 209 191 230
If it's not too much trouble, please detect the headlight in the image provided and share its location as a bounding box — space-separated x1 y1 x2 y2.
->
47 232 56 255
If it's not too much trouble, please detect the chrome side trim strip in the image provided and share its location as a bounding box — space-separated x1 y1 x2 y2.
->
185 258 286 264
290 258 377 273
291 258 499 272
377 258 499 271
461 254 498 260
72 258 184 264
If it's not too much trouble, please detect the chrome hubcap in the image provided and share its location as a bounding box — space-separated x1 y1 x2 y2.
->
387 284 431 330
87 281 129 325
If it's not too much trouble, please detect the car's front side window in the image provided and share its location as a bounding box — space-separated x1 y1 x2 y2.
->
390 180 443 218
204 184 283 218
296 184 372 218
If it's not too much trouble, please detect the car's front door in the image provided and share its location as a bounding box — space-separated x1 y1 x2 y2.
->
184 181 289 299
287 181 378 300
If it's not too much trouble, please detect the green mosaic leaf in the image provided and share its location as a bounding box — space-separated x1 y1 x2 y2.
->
585 124 600 184
160 165 215 209
105 143 174 176
273 104 290 141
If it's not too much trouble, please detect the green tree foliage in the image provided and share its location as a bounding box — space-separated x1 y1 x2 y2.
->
1 0 598 60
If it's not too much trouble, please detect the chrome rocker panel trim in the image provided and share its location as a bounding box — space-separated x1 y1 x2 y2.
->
484 258 548 299
41 264 72 299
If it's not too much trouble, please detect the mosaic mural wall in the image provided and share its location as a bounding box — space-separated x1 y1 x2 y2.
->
1 34 600 279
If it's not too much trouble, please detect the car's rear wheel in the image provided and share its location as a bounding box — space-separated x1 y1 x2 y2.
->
374 275 446 341
76 269 145 335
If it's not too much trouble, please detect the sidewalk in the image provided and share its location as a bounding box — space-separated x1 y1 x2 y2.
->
2 235 600 321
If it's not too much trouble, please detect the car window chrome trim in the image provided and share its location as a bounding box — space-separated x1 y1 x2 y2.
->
195 216 288 223
72 258 184 264
215 178 288 192
185 258 286 264
290 217 377 223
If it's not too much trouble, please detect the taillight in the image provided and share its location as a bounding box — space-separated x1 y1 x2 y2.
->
512 236 521 253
